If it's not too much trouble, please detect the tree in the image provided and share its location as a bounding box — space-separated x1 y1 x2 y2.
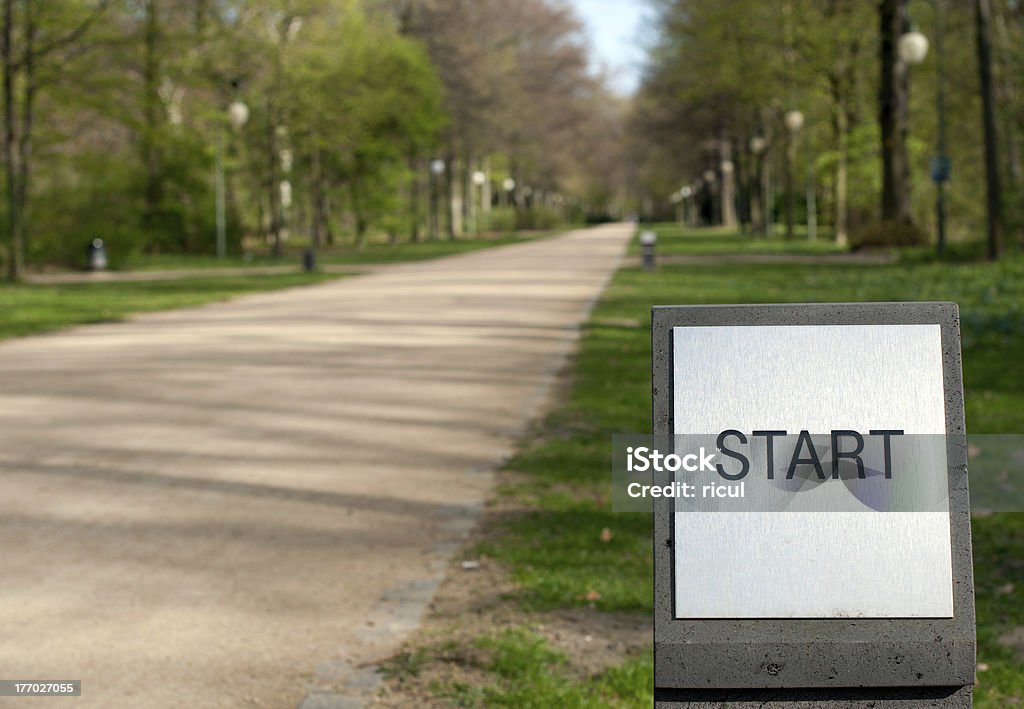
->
2 0 108 281
976 0 1002 259
878 0 914 224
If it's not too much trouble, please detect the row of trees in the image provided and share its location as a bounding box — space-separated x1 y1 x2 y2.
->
630 0 1024 256
1 0 628 280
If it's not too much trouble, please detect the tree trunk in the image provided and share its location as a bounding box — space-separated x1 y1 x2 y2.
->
976 0 1002 260
785 131 797 238
719 138 738 229
461 148 472 235
2 0 19 281
879 0 913 223
15 0 33 264
832 85 850 246
310 140 325 250
265 105 282 257
444 150 455 239
481 157 491 215
408 151 420 242
351 180 367 248
141 0 164 233
750 152 764 235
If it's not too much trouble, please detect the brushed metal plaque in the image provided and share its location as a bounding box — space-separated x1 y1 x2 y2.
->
671 325 954 619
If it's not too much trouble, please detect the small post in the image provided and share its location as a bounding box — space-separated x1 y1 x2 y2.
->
89 238 108 271
640 230 657 271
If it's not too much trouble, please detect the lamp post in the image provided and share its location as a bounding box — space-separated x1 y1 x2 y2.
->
749 136 768 236
896 25 930 236
680 186 693 227
927 1 949 256
701 169 717 225
472 170 487 234
502 177 516 208
429 159 445 240
215 99 249 259
784 110 804 238
670 190 683 225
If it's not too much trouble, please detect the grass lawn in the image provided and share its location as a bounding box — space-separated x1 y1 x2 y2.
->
120 230 564 271
407 224 1023 707
0 272 339 341
629 224 846 257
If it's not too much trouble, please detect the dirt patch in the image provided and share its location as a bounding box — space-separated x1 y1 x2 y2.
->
999 626 1024 660
369 486 648 707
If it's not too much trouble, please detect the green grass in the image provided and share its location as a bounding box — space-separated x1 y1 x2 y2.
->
427 629 652 708
121 231 563 271
0 272 339 340
448 224 1023 707
630 223 846 256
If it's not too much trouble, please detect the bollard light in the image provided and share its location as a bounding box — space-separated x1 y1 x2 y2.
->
89 238 108 271
640 230 657 272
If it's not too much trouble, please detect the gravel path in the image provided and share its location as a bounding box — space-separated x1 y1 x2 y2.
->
0 224 632 708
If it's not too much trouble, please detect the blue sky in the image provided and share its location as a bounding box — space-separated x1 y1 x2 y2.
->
568 0 649 95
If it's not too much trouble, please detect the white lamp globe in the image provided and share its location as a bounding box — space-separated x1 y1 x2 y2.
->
784 110 805 133
228 101 250 129
899 30 930 65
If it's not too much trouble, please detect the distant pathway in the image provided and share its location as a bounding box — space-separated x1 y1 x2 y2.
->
0 224 632 708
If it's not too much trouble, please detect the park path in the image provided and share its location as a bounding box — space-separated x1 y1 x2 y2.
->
0 224 632 708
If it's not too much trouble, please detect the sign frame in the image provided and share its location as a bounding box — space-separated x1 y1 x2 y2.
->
652 303 975 705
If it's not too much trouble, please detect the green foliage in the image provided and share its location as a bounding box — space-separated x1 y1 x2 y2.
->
514 206 564 231
482 208 517 233
283 3 445 238
30 153 146 269
632 0 1024 250
851 219 930 249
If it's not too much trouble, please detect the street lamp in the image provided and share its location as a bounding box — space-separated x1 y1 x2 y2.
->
679 185 694 227
429 159 445 241
898 30 930 65
749 136 770 236
228 101 250 129
502 177 516 208
784 110 805 133
216 99 249 259
472 170 487 234
783 110 804 238
930 3 949 256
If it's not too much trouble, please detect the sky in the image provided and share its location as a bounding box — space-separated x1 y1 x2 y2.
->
568 0 649 95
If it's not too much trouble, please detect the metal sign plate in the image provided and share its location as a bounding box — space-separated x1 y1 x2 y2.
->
671 324 953 619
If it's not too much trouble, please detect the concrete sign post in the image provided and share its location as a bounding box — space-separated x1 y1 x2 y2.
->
651 303 975 708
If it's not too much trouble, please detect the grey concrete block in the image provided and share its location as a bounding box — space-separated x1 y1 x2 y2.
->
652 303 975 699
